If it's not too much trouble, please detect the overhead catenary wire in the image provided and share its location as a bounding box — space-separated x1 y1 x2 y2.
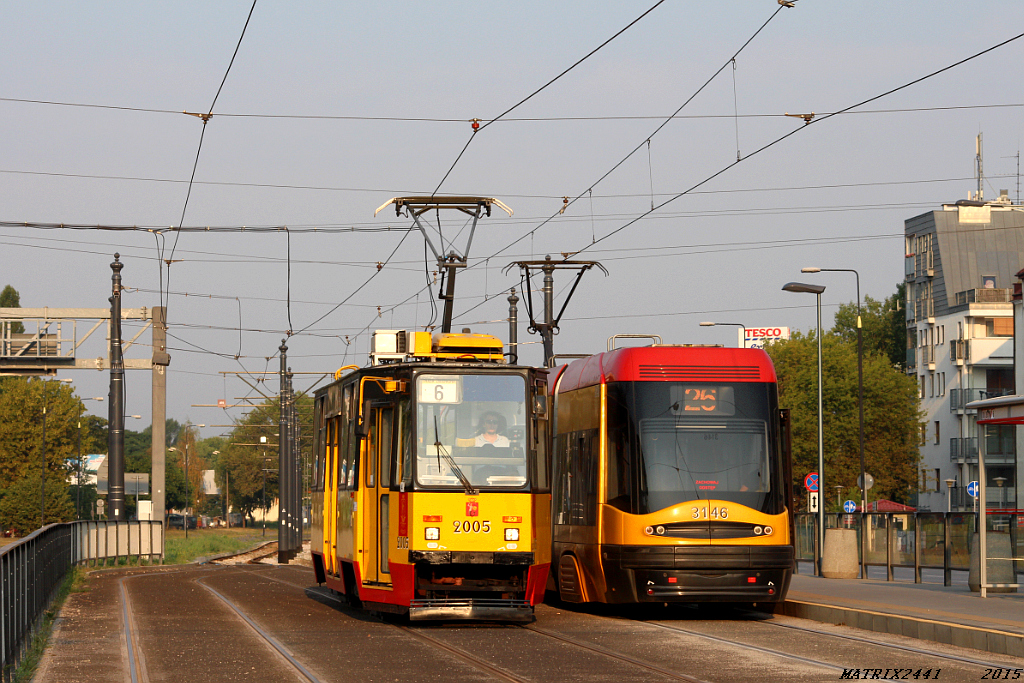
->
572 28 1024 259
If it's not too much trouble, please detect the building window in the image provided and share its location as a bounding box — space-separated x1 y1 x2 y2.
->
938 326 944 345
934 468 941 492
986 317 1013 337
930 374 934 397
934 421 940 444
920 423 927 446
920 376 925 399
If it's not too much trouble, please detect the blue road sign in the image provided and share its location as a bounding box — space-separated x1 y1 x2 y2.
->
804 472 819 492
844 500 857 513
967 481 979 498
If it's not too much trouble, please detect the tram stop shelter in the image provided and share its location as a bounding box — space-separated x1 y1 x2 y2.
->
964 393 1024 597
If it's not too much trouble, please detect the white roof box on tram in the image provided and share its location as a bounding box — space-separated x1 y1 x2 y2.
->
370 329 434 365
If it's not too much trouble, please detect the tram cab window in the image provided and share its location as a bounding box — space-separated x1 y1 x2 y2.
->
415 373 529 489
606 382 782 515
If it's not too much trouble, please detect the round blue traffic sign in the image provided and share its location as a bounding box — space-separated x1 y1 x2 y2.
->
967 481 979 498
843 500 857 513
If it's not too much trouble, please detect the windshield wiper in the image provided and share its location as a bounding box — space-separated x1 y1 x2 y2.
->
434 416 477 495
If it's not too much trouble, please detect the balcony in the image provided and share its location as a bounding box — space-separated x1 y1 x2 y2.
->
949 388 986 413
969 337 1013 365
954 288 1012 306
905 347 916 371
915 298 934 322
949 437 978 462
905 254 916 278
916 249 934 278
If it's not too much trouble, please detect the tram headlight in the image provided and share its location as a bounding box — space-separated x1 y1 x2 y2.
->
504 528 520 542
655 526 665 536
644 526 654 535
753 526 763 535
425 527 440 540
764 526 773 536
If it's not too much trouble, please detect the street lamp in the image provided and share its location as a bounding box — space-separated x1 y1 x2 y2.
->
261 436 268 537
41 378 73 528
994 477 1007 510
782 281 826 575
834 485 844 511
803 266 866 515
699 321 747 348
76 396 104 520
944 478 956 513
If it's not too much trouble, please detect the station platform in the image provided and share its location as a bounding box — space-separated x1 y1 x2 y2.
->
783 563 1024 658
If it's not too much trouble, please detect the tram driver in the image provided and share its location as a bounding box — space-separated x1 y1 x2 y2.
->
474 411 510 447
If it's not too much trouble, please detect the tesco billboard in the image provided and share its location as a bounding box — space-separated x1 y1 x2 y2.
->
741 326 790 349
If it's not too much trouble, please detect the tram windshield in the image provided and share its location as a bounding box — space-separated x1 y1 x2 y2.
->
606 382 782 514
415 373 528 489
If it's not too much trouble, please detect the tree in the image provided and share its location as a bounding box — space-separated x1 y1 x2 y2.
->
0 378 100 530
0 474 73 535
0 285 24 334
832 282 907 371
217 393 313 523
766 331 922 510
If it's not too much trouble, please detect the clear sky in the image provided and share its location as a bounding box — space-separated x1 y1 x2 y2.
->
3 1 1024 437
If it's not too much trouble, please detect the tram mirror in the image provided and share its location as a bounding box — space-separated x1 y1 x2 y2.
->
355 402 372 437
533 394 548 416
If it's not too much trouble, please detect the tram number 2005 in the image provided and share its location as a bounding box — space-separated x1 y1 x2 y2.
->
691 506 729 520
453 520 491 534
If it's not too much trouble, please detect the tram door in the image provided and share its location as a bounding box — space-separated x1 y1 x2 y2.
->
324 418 337 576
362 406 393 585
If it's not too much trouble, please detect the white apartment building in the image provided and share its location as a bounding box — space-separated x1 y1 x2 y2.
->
905 192 1021 512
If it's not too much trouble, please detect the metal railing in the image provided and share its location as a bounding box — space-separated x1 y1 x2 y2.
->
955 288 1012 306
950 436 979 461
795 512 1022 585
0 521 162 681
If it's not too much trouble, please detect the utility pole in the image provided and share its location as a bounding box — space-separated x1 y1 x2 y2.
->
507 288 519 365
108 254 126 521
278 340 290 563
506 257 607 367
152 306 168 525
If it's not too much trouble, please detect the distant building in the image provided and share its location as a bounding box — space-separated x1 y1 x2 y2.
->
905 191 1021 512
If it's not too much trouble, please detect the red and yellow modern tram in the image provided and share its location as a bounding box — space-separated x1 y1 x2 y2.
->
311 330 551 621
548 336 794 607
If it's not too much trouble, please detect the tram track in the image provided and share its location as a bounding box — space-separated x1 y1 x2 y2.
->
116 563 326 683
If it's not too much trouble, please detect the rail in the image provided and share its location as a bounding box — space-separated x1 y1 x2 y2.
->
794 511 1021 585
0 520 162 681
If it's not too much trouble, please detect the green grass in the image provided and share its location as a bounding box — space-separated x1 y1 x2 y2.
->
164 529 268 565
12 567 84 683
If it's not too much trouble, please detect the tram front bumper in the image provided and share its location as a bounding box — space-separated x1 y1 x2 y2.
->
408 599 534 622
602 544 794 603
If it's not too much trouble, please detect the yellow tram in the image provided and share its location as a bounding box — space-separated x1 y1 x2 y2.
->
311 330 551 621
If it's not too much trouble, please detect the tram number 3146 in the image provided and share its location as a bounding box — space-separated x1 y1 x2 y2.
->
453 520 491 534
691 506 729 520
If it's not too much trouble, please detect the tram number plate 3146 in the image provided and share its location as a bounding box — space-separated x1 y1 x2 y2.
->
691 506 729 520
453 520 491 534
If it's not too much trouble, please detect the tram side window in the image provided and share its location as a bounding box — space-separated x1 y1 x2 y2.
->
379 407 394 489
398 399 413 488
553 433 570 524
532 416 550 492
567 430 598 526
313 397 326 492
337 417 350 491
605 391 633 513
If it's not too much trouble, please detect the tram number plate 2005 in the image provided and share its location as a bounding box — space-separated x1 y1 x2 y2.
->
453 520 491 534
691 506 729 520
